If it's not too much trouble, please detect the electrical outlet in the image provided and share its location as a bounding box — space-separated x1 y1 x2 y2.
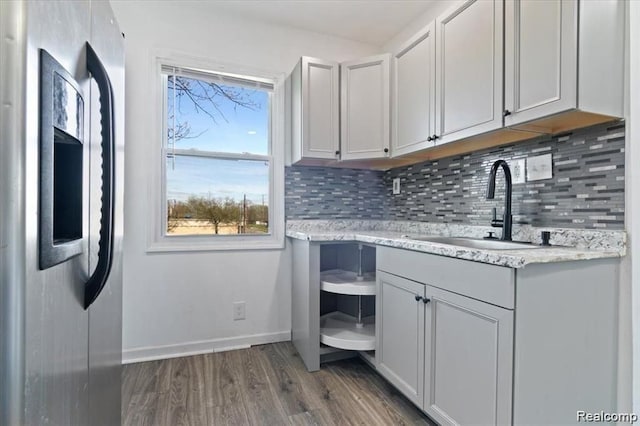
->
510 159 526 184
527 154 553 181
233 301 246 320
392 178 400 195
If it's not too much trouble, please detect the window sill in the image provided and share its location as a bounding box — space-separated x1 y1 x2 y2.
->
146 234 285 253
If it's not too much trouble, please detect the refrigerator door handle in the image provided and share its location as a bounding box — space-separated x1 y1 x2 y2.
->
84 42 116 309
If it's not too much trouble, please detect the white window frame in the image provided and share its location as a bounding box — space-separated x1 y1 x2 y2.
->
147 51 285 252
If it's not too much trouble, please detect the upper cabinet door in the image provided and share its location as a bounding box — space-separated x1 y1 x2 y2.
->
392 23 436 158
291 57 339 163
340 54 391 161
434 0 504 144
504 0 578 126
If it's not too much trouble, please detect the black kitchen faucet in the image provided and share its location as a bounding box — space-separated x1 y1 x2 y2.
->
486 160 513 241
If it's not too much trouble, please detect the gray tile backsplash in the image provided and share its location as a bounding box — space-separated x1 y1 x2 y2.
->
286 122 625 229
386 123 625 229
285 166 387 219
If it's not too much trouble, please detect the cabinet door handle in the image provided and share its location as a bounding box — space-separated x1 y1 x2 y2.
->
384 148 389 153
503 109 512 117
431 135 439 141
422 297 431 304
427 136 433 142
414 295 423 302
335 150 340 155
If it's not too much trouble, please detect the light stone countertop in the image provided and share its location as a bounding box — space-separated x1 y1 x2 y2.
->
286 220 626 269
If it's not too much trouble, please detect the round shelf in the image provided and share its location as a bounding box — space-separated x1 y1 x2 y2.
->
320 269 376 296
320 311 375 351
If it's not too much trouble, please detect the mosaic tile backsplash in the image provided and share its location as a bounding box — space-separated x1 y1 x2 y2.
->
286 122 625 229
385 123 625 229
285 166 387 219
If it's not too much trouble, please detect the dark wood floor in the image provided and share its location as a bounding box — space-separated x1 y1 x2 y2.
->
122 342 434 425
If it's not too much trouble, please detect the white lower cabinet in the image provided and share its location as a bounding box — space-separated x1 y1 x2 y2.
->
374 246 618 426
291 240 618 424
423 285 513 426
376 272 425 407
377 271 513 425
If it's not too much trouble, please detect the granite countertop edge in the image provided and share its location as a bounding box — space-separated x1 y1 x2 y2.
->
285 222 625 269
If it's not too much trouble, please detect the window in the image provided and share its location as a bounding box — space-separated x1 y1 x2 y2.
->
150 56 284 251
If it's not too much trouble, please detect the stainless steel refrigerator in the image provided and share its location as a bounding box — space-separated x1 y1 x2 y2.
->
0 1 125 424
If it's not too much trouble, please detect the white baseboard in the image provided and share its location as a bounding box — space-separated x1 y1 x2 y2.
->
122 330 291 364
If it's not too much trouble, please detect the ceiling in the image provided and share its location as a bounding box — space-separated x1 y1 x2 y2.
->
205 0 439 46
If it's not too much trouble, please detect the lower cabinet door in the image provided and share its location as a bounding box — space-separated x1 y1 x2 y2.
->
376 271 425 407
423 285 513 425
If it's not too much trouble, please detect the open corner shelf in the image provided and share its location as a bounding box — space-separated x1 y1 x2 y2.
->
316 244 377 357
320 269 376 296
320 311 375 351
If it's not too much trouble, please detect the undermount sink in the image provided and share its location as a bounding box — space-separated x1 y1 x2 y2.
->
406 236 544 250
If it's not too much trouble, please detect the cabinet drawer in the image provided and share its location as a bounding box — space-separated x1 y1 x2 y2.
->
377 246 514 309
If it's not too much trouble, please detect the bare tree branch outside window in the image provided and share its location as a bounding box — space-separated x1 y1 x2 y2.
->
167 76 260 142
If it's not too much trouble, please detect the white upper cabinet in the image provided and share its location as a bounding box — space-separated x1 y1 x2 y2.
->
289 54 391 164
576 0 625 117
504 0 578 126
505 0 624 131
434 0 504 145
340 54 391 161
290 57 340 163
392 23 435 158
289 0 624 167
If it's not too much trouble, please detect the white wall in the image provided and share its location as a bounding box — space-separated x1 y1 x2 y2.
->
110 0 379 362
628 1 640 414
616 0 639 415
381 1 451 53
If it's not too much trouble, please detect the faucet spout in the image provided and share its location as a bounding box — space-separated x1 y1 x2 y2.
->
486 160 513 241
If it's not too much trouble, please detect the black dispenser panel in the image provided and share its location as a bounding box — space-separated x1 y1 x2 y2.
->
53 128 83 244
39 49 85 270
